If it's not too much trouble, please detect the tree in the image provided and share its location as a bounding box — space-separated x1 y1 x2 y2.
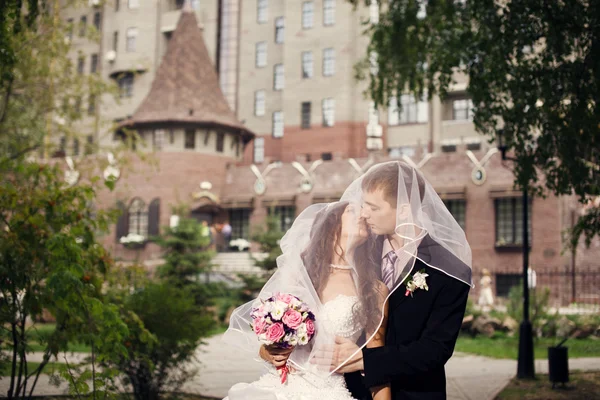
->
155 212 213 288
251 212 285 274
0 161 129 399
353 0 600 246
107 282 213 400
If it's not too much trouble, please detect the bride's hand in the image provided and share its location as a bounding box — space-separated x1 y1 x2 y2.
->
259 344 294 368
310 336 364 373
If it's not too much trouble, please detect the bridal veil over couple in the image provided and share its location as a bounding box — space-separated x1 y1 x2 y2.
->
223 161 473 400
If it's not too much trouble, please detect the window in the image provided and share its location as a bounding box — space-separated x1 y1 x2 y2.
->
171 0 185 10
275 17 284 43
323 0 335 26
274 64 284 90
302 2 314 29
321 152 332 161
453 98 474 120
388 94 428 125
66 18 74 41
79 15 87 37
441 144 456 153
85 135 94 155
77 56 85 75
90 54 98 73
169 129 175 144
113 31 118 51
253 137 264 163
302 51 313 78
496 274 522 297
128 0 139 9
467 142 481 151
255 41 267 67
128 198 148 237
216 132 225 152
323 48 335 76
126 28 137 52
93 12 101 31
74 96 82 113
88 95 96 115
444 199 466 230
117 74 134 98
257 0 268 23
229 209 251 240
153 129 165 150
322 98 335 127
73 138 80 156
270 206 296 232
115 0 120 11
272 111 283 138
184 129 196 149
495 197 532 247
301 102 311 129
254 90 266 116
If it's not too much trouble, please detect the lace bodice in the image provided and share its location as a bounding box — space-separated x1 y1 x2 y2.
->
321 294 363 343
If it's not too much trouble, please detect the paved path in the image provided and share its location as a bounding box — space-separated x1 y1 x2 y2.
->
2 335 600 399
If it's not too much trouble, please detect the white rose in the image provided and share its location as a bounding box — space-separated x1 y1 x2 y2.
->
259 333 273 346
412 272 429 290
271 301 287 321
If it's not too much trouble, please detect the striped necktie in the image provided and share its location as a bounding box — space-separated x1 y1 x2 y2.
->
382 250 398 290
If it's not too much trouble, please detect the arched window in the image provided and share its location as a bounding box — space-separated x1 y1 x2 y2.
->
128 198 148 237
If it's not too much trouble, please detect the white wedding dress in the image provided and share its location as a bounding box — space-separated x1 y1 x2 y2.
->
224 294 362 400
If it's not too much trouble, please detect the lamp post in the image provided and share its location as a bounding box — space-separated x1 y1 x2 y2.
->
497 129 535 379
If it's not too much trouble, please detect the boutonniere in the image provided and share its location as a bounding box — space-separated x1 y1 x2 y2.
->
404 269 429 297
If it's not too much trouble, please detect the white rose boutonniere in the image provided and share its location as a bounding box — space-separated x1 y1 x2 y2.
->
404 269 429 297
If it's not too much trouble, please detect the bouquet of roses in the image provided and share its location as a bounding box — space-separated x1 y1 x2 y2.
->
250 292 316 383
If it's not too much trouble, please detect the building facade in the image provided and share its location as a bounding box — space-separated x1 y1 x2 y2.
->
56 0 598 305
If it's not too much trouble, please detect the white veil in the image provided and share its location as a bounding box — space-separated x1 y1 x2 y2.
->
223 161 472 379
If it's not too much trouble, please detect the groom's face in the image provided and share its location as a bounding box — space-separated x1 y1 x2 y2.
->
360 189 397 236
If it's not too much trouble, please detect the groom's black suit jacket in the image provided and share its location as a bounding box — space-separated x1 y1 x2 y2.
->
344 236 471 400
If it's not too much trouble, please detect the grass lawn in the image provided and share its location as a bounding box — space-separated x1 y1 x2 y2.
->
24 323 92 353
0 361 67 377
496 370 600 400
455 335 600 359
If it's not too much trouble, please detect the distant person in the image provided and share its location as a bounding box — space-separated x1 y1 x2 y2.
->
478 268 494 312
222 222 232 251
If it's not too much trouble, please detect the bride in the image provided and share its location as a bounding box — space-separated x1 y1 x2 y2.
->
222 201 391 400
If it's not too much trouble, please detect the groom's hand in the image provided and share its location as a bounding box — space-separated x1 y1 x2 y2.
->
311 336 364 373
259 344 293 368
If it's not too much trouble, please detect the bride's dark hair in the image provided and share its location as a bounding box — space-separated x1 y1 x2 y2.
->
301 202 382 334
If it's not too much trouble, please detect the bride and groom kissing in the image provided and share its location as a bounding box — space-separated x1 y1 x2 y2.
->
223 161 473 400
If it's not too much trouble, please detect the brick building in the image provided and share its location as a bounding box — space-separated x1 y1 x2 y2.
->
57 0 598 305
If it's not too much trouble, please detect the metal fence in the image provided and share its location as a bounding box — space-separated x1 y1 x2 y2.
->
471 265 600 312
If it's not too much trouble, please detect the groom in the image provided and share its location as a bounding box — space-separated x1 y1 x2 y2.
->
261 161 472 400
334 161 472 400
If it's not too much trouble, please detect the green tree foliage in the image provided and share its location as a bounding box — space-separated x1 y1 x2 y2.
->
251 213 284 274
108 282 213 400
0 161 128 399
353 0 599 246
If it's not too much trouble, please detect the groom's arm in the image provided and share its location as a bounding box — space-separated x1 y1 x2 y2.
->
361 277 469 388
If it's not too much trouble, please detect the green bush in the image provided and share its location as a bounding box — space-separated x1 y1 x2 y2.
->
110 283 214 400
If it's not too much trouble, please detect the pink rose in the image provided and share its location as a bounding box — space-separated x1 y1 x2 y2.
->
282 309 303 330
253 317 267 335
305 319 315 336
276 293 294 304
266 322 285 343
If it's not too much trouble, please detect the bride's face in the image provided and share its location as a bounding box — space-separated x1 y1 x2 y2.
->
340 204 368 244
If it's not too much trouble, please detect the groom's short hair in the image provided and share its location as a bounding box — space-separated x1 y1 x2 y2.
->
361 162 426 207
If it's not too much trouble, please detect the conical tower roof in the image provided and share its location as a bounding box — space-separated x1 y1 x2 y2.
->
128 3 252 141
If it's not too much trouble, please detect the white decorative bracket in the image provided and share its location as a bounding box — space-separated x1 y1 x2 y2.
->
466 148 498 185
250 163 280 195
292 160 323 193
402 153 434 170
64 156 80 187
348 157 375 176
